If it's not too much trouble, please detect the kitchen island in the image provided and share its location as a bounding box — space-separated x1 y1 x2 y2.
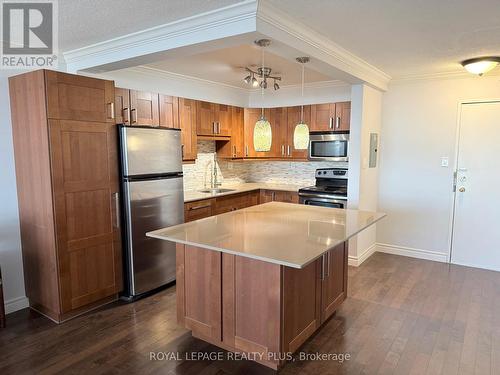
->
147 202 385 369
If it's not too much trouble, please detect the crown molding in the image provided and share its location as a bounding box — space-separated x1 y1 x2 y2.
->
390 69 500 84
256 1 391 91
63 0 259 72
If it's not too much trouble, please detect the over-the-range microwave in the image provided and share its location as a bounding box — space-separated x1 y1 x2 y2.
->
308 131 349 162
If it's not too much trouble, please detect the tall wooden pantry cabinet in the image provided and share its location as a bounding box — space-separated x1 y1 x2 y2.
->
9 70 123 323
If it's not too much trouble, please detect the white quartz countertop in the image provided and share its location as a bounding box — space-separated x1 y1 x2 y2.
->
147 202 386 269
183 183 303 203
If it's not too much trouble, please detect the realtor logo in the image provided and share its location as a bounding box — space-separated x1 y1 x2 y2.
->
1 0 58 69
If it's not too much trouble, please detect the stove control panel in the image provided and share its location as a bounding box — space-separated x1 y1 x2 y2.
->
315 168 348 179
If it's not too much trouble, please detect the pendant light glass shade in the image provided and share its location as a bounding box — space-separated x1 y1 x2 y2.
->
293 122 309 150
253 116 272 151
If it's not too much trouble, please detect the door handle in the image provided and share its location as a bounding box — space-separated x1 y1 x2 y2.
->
326 250 331 277
281 145 285 156
320 254 326 280
245 145 249 157
233 145 237 157
123 107 130 124
287 145 291 157
181 144 184 159
130 108 137 124
217 122 221 134
335 116 341 129
108 102 115 120
113 192 120 229
189 204 212 210
329 117 333 129
212 122 216 134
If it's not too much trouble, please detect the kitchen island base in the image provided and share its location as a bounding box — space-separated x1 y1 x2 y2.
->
175 242 348 370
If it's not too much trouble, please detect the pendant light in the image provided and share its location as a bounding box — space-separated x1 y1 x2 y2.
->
253 39 272 152
293 57 310 150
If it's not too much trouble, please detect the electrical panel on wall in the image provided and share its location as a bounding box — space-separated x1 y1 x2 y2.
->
369 133 378 168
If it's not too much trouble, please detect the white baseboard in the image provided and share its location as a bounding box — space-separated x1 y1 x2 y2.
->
376 243 449 263
348 243 377 267
5 295 29 314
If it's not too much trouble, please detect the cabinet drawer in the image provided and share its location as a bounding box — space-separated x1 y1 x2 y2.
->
184 199 214 222
215 191 259 214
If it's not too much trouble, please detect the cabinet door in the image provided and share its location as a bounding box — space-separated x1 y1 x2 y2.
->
320 242 348 323
196 101 216 135
179 98 198 161
260 190 275 203
159 94 179 129
274 191 299 204
270 107 288 158
184 199 214 222
334 101 351 131
286 105 310 159
129 90 159 126
283 258 322 353
114 88 130 125
177 245 222 341
231 106 245 157
49 120 122 313
243 108 273 158
310 103 335 131
215 104 232 136
45 71 115 123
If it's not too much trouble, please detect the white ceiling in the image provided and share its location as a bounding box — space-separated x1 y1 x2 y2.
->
59 0 242 51
60 0 500 79
145 44 332 88
267 0 500 78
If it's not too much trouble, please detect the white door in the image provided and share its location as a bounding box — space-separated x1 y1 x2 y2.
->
451 101 500 271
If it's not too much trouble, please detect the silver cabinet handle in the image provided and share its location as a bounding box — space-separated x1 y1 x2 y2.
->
108 102 115 119
329 117 333 129
272 192 276 201
326 250 331 277
245 145 249 157
189 203 212 210
320 254 326 280
130 108 137 124
336 116 340 129
233 145 237 157
217 122 221 134
287 145 291 156
281 145 285 156
181 144 184 159
123 107 130 124
113 192 120 229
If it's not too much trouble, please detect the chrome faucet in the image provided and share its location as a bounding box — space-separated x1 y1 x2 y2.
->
211 154 222 189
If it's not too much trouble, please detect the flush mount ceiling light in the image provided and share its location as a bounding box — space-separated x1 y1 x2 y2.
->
293 56 310 150
243 39 282 90
253 39 272 152
461 57 500 76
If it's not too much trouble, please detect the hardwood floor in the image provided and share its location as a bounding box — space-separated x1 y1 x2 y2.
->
1 252 500 374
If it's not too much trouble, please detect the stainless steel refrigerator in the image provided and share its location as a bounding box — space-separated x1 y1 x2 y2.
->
119 125 184 300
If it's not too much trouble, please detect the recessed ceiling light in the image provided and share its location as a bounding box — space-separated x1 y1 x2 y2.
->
461 57 500 76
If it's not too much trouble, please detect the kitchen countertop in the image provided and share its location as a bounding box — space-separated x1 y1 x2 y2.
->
147 202 386 269
183 182 304 203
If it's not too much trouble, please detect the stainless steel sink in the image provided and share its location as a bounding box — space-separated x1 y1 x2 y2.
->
198 188 236 194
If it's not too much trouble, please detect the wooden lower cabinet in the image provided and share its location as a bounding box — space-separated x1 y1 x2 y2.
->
176 241 348 370
214 191 259 214
260 190 299 204
184 199 214 222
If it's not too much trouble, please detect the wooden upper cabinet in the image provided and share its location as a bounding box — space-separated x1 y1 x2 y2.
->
129 90 159 126
159 94 179 129
270 107 288 158
335 101 351 131
215 104 232 136
231 106 244 158
114 88 130 125
196 101 216 135
310 103 335 131
49 120 122 312
243 108 272 158
286 105 310 159
45 71 115 123
179 97 197 161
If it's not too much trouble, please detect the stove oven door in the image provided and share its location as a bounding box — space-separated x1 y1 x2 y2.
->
299 194 347 209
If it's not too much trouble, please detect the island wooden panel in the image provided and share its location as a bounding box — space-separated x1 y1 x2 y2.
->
176 241 348 370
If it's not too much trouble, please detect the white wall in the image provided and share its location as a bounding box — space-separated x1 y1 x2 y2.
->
377 75 500 262
0 70 29 313
347 84 383 265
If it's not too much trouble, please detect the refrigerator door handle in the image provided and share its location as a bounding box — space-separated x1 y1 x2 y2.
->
113 192 120 228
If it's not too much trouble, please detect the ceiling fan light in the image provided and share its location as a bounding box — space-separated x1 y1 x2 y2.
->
251 76 259 87
273 81 280 90
260 79 267 89
243 74 252 84
253 116 272 152
293 122 309 150
461 57 500 76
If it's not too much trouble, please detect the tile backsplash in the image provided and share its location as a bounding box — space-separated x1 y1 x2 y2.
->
182 141 347 191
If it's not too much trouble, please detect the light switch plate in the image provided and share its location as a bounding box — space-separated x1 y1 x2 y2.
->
441 157 449 167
